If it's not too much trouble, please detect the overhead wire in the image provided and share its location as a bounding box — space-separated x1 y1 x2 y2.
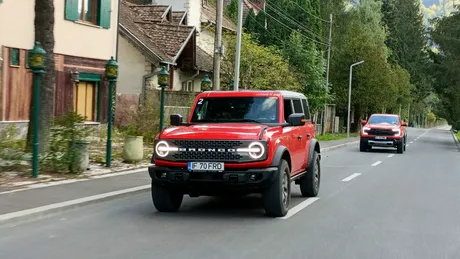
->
284 0 331 23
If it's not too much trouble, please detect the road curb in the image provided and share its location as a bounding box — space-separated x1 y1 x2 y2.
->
321 140 359 153
450 130 460 151
0 185 150 228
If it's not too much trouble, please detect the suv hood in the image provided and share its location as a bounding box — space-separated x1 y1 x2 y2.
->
160 123 269 140
366 123 399 129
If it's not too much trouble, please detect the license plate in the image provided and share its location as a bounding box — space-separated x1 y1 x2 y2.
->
375 136 387 140
188 162 224 172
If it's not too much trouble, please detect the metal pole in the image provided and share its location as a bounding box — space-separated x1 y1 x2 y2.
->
407 103 411 126
321 14 332 136
106 80 114 167
347 61 364 138
213 0 224 90
233 0 244 91
31 71 43 178
159 86 165 131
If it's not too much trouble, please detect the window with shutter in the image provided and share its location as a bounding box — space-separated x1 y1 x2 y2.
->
65 0 111 29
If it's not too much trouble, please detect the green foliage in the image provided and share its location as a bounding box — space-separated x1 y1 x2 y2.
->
225 0 238 24
281 31 329 112
221 32 301 91
0 124 28 172
41 112 93 174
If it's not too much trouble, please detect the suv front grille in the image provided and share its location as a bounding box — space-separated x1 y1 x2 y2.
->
171 140 244 162
367 128 397 136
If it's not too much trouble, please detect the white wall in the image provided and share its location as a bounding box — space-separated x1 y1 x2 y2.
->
155 0 186 10
197 30 214 56
0 0 118 60
117 35 150 94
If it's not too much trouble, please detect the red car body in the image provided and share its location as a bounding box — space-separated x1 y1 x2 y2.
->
360 113 408 153
148 90 321 217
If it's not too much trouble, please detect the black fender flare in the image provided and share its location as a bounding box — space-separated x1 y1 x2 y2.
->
270 145 290 168
307 139 321 167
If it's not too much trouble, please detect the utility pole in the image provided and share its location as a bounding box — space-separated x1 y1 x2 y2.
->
212 0 224 90
233 0 244 91
407 103 411 126
347 60 364 138
322 14 333 136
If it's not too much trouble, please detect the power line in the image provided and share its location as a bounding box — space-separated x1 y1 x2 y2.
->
264 2 325 41
285 0 331 23
246 14 286 44
246 0 329 46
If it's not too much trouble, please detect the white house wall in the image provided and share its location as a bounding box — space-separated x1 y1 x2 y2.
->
0 0 118 60
117 35 151 94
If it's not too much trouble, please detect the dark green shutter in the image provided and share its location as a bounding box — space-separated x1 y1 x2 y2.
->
99 0 111 29
65 0 79 21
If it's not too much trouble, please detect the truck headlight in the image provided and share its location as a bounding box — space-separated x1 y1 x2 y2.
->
392 128 401 135
155 141 178 157
237 142 265 159
362 127 371 135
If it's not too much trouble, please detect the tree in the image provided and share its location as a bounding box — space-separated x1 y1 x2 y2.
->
281 31 328 112
224 0 238 24
220 32 301 91
26 0 56 152
430 8 460 128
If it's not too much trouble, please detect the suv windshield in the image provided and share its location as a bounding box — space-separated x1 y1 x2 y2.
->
191 97 279 124
368 115 399 125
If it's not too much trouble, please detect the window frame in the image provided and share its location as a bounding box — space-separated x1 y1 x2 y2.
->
9 48 20 67
78 0 99 25
301 98 311 121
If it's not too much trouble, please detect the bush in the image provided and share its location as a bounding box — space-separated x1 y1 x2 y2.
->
41 112 93 174
0 124 28 173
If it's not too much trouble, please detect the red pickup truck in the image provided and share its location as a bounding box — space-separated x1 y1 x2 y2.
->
148 90 321 217
360 114 408 153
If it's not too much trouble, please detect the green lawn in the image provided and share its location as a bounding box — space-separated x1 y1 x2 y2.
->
316 132 359 141
455 132 460 141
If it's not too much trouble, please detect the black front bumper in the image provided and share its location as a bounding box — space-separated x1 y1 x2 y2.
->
361 137 403 147
148 165 278 195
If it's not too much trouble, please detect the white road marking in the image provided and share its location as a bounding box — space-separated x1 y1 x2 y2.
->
0 185 150 223
279 198 320 220
371 161 382 167
410 141 414 144
341 173 362 182
407 144 410 147
388 154 395 158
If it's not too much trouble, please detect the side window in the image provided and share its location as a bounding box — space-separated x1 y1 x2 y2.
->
284 99 293 122
293 99 303 113
301 99 311 120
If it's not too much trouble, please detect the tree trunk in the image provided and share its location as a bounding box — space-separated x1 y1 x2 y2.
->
26 0 55 152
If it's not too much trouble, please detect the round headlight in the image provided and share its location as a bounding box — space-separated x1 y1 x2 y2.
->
155 141 170 157
248 142 265 159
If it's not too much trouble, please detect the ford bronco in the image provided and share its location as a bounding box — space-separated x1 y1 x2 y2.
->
360 114 408 153
148 90 321 217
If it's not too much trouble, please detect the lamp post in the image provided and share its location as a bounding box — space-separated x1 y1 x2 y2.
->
158 66 169 132
347 60 364 138
105 56 118 167
201 74 212 92
27 41 46 178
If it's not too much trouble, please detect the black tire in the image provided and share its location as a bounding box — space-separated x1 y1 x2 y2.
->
300 151 320 197
360 141 368 152
397 142 404 154
403 137 407 151
263 159 291 217
151 181 183 212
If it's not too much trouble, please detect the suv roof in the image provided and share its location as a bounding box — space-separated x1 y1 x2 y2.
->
196 90 307 100
370 114 399 117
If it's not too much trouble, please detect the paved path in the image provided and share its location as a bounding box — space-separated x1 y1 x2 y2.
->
3 129 459 258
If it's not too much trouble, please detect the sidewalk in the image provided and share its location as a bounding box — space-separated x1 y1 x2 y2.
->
0 137 358 224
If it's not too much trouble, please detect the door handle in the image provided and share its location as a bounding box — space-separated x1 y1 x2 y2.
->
297 136 302 140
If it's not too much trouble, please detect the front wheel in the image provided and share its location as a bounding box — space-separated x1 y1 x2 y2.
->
397 142 404 154
300 151 320 197
151 181 183 212
360 141 369 152
263 159 291 217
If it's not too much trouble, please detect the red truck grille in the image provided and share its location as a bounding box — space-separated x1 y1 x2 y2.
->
367 128 397 136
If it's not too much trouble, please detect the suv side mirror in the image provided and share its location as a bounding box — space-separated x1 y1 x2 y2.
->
401 121 408 127
288 113 306 126
170 114 183 126
361 120 367 126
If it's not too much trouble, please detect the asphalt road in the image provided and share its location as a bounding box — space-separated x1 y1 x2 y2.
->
1 127 460 259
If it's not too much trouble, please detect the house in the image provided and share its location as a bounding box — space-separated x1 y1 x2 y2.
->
117 0 213 94
0 0 119 123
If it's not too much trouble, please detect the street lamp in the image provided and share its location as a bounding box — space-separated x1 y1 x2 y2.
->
158 66 169 131
201 74 211 91
105 56 118 167
27 41 46 178
347 60 364 138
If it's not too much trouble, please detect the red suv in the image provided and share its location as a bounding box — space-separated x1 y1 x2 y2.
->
148 90 321 217
360 114 408 153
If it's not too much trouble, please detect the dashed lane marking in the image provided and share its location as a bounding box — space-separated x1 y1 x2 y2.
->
279 198 320 220
388 154 395 158
341 173 362 182
371 161 382 167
